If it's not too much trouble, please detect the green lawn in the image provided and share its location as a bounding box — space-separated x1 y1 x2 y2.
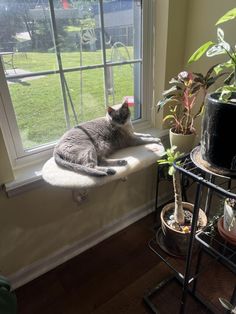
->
5 49 135 149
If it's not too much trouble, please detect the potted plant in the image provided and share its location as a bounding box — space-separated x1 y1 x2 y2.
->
188 8 236 176
217 197 236 245
157 146 207 256
156 70 222 154
0 275 17 314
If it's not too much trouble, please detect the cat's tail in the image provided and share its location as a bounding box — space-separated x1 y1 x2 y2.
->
54 151 112 177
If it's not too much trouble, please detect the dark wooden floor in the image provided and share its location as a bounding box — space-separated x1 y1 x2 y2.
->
15 213 235 314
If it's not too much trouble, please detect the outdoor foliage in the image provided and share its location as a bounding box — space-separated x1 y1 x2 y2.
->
7 50 134 149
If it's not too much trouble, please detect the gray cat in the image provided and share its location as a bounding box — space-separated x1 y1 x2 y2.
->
54 100 160 176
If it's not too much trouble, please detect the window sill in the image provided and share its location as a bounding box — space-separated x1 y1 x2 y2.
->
4 161 44 197
4 128 169 197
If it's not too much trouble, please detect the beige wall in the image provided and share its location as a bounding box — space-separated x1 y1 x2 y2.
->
153 0 189 127
0 165 161 276
0 128 14 184
185 0 236 71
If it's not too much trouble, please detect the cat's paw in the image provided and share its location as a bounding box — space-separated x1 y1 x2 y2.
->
106 168 116 175
151 137 161 143
117 160 128 166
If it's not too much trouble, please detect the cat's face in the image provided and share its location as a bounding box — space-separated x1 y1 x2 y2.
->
107 101 131 126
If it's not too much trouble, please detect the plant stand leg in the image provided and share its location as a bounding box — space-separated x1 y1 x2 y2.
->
179 182 203 314
154 165 161 224
143 276 175 313
191 248 203 295
230 285 236 308
204 174 215 216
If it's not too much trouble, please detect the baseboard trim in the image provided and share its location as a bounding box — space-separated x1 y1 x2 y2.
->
9 193 171 290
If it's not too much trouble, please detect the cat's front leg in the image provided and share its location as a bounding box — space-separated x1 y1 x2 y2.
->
95 166 116 175
99 158 128 167
133 132 152 137
129 135 161 146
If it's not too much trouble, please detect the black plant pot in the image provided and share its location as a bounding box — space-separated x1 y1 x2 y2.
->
200 93 236 176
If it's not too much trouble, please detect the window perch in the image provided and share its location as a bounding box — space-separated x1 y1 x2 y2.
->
42 142 165 204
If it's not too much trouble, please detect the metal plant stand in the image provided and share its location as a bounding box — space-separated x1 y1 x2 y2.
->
144 148 236 313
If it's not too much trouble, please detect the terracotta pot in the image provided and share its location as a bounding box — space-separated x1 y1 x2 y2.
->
160 202 207 256
200 93 236 176
169 128 196 154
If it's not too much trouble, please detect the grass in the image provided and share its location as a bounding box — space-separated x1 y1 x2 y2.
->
5 49 135 149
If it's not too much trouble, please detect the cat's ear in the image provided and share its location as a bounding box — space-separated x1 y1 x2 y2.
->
122 99 129 108
107 106 115 115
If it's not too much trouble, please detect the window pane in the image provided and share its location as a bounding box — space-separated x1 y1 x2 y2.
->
7 73 66 150
107 63 141 119
58 1 103 67
64 68 106 123
103 0 142 60
102 0 142 118
0 1 58 73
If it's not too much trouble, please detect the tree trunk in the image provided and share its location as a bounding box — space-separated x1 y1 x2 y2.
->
173 170 185 225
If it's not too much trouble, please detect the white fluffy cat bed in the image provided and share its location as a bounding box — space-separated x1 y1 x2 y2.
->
42 143 165 190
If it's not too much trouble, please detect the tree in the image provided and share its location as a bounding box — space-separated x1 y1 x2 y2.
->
157 146 185 225
0 0 24 50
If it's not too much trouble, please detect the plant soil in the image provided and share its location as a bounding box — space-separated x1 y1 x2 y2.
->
164 208 205 233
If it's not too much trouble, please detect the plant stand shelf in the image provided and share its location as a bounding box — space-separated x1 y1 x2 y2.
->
144 148 236 314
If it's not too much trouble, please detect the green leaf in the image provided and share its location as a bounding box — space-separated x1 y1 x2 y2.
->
156 98 169 111
193 72 204 79
156 97 179 112
217 27 225 42
206 42 230 57
218 85 236 101
162 85 180 97
169 105 178 113
205 63 219 78
169 78 181 85
157 159 168 165
206 72 228 88
224 71 234 85
191 84 201 94
188 41 215 64
214 60 234 74
168 166 175 176
157 146 183 176
216 8 236 25
163 115 174 122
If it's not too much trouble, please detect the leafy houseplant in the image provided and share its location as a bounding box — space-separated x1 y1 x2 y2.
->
188 8 236 175
157 146 207 256
0 276 17 314
217 197 236 245
157 69 222 153
224 198 236 234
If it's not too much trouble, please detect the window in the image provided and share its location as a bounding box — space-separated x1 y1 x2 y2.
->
0 0 154 167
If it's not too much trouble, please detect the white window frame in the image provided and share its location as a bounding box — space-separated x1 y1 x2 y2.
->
0 0 155 170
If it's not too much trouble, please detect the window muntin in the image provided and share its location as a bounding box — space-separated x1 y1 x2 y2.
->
0 0 144 160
